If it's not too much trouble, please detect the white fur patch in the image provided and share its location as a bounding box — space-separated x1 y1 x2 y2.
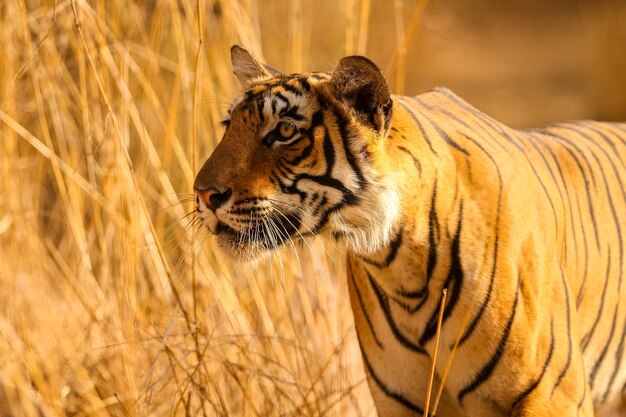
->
329 165 401 255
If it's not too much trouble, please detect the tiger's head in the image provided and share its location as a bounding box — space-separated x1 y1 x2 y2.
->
194 46 400 260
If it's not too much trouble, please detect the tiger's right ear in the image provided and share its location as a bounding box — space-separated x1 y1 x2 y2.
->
329 56 392 134
231 45 281 88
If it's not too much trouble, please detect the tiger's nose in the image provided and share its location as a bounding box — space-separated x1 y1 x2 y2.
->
194 186 233 212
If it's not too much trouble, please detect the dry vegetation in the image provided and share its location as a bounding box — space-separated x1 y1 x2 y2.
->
1 1 625 416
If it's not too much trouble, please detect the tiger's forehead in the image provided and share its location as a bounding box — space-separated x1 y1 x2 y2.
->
229 72 331 112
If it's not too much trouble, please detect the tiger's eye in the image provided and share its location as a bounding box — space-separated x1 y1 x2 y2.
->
278 121 296 138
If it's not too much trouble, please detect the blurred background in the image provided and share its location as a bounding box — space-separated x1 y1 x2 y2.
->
1 0 625 416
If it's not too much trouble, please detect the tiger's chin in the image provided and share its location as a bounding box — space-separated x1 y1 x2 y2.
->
211 223 271 262
209 216 302 264
213 233 277 264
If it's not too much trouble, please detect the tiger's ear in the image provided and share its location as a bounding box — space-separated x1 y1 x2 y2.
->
230 45 281 88
329 56 392 134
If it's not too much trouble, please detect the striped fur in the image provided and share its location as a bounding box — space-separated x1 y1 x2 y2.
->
194 47 626 416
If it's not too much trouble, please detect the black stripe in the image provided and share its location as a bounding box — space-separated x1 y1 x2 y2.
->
310 73 330 81
277 160 296 177
567 133 625 382
232 197 266 205
416 109 470 156
544 128 597 188
604 123 626 147
357 336 426 415
277 81 305 97
589 307 618 390
577 376 587 416
281 105 306 121
229 205 271 215
335 109 366 189
567 126 626 271
270 171 306 201
307 201 342 236
395 285 428 300
383 101 393 133
581 248 611 351
272 92 289 107
458 236 499 347
524 134 570 258
603 314 626 402
293 173 357 204
397 146 422 175
431 99 559 236
359 230 404 268
412 95 474 131
458 280 519 404
459 118 560 235
457 134 503 346
419 202 464 346
551 267 573 396
529 136 589 308
311 195 327 217
396 99 439 157
541 130 601 251
512 320 555 410
256 97 265 122
385 287 430 315
427 181 439 281
298 76 311 91
511 134 560 235
577 123 626 171
565 123 626 304
348 262 384 348
583 149 624 388
287 111 322 165
573 191 590 308
323 124 336 176
436 89 512 156
367 270 428 355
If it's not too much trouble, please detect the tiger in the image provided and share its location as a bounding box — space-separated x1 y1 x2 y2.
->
193 45 626 416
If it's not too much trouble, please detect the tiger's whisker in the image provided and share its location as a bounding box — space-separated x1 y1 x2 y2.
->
266 205 306 278
268 201 336 263
267 213 300 280
158 198 197 214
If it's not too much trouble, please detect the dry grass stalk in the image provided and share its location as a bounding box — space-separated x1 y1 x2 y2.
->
423 288 447 417
431 303 473 416
384 0 430 84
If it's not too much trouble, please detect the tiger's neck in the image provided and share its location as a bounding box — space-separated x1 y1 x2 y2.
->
345 96 484 342
347 162 464 308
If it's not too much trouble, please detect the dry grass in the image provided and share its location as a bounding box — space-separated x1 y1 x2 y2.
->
1 1 625 416
0 1 369 416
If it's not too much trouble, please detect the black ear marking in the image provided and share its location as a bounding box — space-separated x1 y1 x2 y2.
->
329 55 392 134
230 45 282 88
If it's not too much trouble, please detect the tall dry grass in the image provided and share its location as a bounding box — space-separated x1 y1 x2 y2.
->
1 1 625 416
0 1 374 416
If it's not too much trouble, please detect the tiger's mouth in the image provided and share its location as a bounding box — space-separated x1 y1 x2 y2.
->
212 211 303 258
